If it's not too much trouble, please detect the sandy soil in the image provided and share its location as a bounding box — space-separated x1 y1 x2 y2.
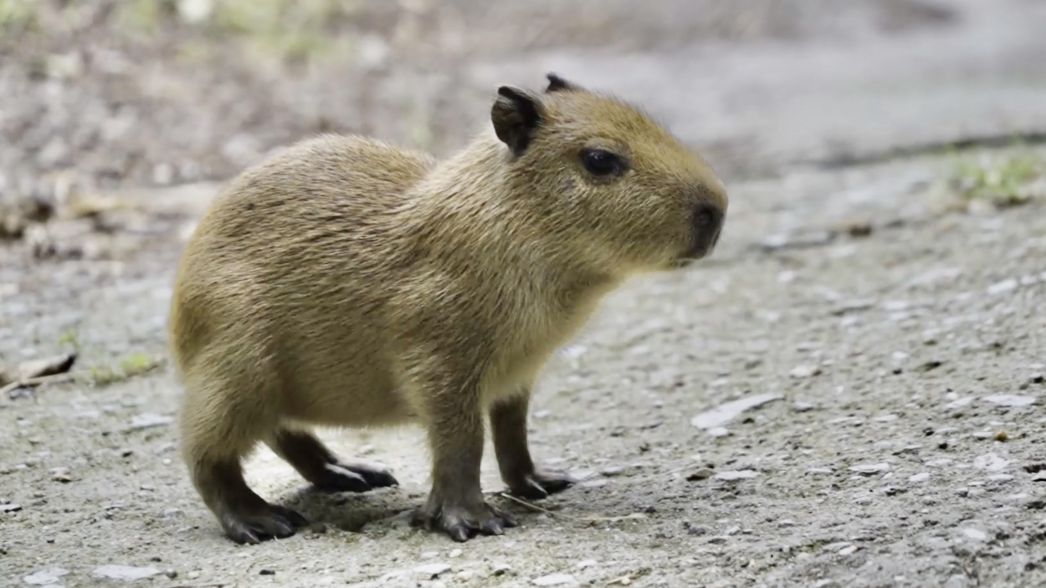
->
2 1 1045 586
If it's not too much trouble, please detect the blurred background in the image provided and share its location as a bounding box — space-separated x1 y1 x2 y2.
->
2 1 1046 586
2 0 1043 201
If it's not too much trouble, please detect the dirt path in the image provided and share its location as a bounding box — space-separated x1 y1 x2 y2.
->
2 1 1045 587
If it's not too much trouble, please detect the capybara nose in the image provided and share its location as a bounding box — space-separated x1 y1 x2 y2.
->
689 203 724 257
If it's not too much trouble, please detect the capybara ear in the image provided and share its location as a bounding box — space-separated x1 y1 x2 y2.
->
491 86 545 156
545 72 581 93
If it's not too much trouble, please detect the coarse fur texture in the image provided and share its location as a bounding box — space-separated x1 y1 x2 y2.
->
169 74 727 544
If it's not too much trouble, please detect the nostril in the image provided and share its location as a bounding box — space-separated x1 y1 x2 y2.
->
692 204 722 230
686 203 725 258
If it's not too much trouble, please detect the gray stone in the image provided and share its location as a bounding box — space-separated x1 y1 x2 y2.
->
691 393 783 430
531 572 577 586
92 565 161 581
24 568 69 586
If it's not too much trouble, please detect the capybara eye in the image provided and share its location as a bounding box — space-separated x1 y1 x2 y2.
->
581 149 624 177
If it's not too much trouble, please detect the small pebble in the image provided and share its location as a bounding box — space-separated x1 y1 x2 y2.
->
685 468 714 481
789 364 821 379
983 394 1035 407
691 393 782 430
125 413 175 432
684 523 710 536
531 572 577 586
995 431 1009 442
23 568 69 586
973 453 1009 471
575 559 597 569
961 528 987 542
893 445 921 456
92 565 161 581
850 463 891 475
414 563 451 579
714 470 758 481
51 468 72 483
986 279 1018 295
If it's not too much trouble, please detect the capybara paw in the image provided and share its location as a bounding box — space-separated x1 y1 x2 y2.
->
412 499 517 542
219 504 307 544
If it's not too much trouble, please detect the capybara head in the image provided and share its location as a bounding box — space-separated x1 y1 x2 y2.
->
491 73 727 275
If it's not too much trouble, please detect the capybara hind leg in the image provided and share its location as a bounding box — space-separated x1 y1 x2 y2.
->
181 376 305 543
190 457 306 544
268 428 398 492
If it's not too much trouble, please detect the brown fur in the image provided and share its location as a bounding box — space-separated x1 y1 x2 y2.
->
169 74 727 544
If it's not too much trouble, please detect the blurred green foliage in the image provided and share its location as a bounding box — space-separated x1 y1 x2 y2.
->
951 151 1043 207
115 0 357 62
0 0 36 30
3 0 362 63
86 352 163 387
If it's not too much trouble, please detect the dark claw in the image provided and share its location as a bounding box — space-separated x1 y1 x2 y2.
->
509 470 576 500
500 510 519 527
227 523 260 545
342 462 399 488
240 532 260 545
537 473 575 494
513 479 550 500
448 524 472 542
481 518 504 536
413 501 514 542
270 518 294 538
313 464 373 493
319 461 398 491
274 505 308 527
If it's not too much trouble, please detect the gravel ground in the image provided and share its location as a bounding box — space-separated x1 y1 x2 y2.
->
2 1 1045 587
